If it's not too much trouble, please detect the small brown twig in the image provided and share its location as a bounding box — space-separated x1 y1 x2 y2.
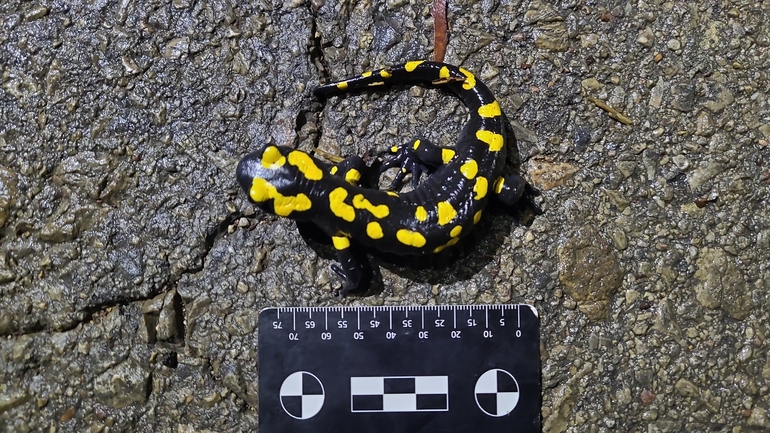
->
587 97 633 125
432 0 448 62
313 147 345 163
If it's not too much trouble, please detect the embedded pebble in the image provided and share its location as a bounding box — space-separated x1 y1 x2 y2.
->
670 83 696 112
0 167 18 227
759 124 770 139
694 111 714 137
479 63 499 80
703 84 735 113
666 38 681 51
164 37 190 59
688 161 724 190
528 159 578 190
581 77 603 91
24 6 48 21
557 226 623 320
94 361 151 409
694 247 751 320
609 227 628 250
580 33 599 48
637 27 655 47
648 78 666 108
0 392 31 412
672 154 690 170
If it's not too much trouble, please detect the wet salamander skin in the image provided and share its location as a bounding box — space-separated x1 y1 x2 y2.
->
236 61 532 295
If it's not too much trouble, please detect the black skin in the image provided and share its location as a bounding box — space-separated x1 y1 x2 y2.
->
331 137 540 296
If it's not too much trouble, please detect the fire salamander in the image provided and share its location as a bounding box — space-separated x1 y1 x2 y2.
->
236 61 540 296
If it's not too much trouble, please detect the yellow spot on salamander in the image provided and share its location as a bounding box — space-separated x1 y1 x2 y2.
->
476 130 504 152
249 178 312 216
412 139 421 150
330 166 338 175
391 145 399 153
352 194 390 218
439 66 450 79
273 193 313 216
433 237 459 253
405 61 424 72
329 187 356 222
336 81 349 90
450 225 462 238
273 195 312 216
459 67 476 90
288 151 324 181
437 201 457 226
460 159 478 179
415 206 428 222
332 236 350 250
249 178 273 203
362 71 373 77
473 177 488 200
473 210 483 224
396 229 427 248
368 81 385 87
366 222 384 239
261 146 286 169
494 176 505 194
345 168 361 184
387 191 399 197
441 148 455 164
478 101 502 118
380 70 392 78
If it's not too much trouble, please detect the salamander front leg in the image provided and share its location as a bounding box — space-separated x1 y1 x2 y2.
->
330 155 366 185
493 174 543 216
330 235 372 297
380 138 453 189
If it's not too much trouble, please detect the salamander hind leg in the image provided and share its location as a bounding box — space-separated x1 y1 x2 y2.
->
493 174 543 216
330 235 372 297
379 137 453 190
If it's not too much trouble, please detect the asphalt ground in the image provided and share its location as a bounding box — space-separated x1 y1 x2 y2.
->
1 0 769 431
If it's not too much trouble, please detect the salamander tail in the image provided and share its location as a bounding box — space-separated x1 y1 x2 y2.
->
313 61 472 97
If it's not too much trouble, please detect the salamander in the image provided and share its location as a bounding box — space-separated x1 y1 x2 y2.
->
236 61 540 296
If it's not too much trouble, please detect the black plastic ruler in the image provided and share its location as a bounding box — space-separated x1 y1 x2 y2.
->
258 304 540 432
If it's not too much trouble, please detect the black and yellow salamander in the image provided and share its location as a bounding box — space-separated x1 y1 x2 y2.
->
236 61 540 296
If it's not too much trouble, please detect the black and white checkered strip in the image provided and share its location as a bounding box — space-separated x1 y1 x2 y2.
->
279 371 325 420
351 376 449 412
474 369 520 417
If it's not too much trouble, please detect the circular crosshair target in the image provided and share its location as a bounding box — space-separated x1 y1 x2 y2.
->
279 371 325 420
474 368 520 417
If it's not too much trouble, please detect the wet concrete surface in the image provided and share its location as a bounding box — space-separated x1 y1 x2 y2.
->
1 0 770 431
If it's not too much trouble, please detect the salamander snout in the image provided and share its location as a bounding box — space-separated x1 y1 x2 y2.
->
236 145 294 204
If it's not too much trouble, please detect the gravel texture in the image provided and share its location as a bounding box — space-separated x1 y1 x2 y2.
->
1 0 769 431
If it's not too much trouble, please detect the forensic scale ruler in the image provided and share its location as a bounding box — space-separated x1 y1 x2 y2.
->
258 304 540 433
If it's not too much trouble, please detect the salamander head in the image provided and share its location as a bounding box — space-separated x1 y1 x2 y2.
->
236 145 315 218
